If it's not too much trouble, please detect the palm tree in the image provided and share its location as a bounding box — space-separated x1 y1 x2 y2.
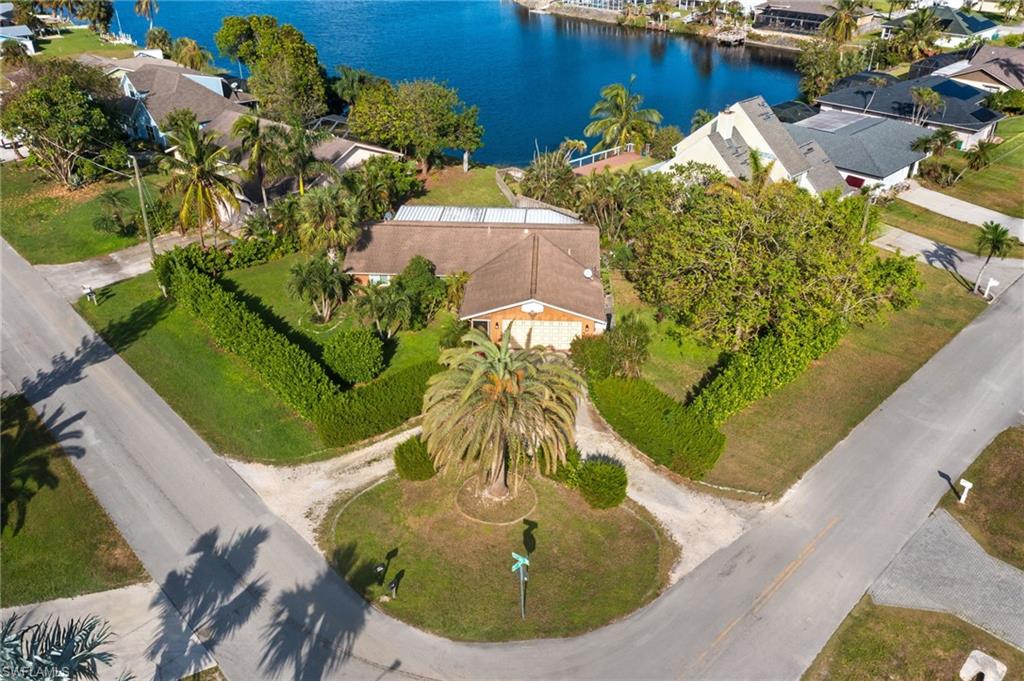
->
1 397 59 534
287 255 351 322
356 283 412 339
703 0 723 25
421 329 584 501
145 26 171 53
1 614 129 680
267 122 338 196
743 149 775 195
973 221 1013 293
583 76 663 152
134 0 157 29
171 37 210 71
231 114 279 208
999 0 1024 19
821 0 865 43
956 139 997 183
160 118 240 248
897 8 940 60
886 0 912 20
911 127 957 156
297 184 360 260
861 75 891 113
910 86 943 126
690 108 714 132
268 193 302 238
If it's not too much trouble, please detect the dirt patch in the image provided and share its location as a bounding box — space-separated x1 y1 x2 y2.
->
455 477 537 524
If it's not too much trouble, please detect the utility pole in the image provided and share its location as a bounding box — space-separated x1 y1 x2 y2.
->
131 155 155 260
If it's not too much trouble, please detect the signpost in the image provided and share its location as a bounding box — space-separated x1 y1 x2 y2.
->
511 552 530 620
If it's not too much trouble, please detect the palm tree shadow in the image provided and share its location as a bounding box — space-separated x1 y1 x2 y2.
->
922 241 972 290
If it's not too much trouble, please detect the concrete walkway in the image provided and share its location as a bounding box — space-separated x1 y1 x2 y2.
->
0 582 216 681
899 181 1024 241
873 226 1024 299
870 510 1024 649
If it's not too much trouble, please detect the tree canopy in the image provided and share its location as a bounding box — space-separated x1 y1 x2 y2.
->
796 39 864 101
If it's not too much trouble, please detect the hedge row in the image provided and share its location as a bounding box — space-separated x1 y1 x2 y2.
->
590 377 724 480
691 320 846 426
154 238 284 290
170 267 337 419
314 361 442 448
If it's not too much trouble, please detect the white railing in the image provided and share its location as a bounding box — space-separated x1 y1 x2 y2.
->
568 143 635 169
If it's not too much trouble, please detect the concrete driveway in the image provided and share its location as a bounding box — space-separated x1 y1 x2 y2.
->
899 181 1024 241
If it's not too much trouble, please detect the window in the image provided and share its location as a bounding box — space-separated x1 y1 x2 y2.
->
472 320 489 333
369 274 392 286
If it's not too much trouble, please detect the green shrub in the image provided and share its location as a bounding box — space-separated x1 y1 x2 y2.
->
649 125 683 161
570 314 650 381
1003 34 1023 47
545 446 582 488
170 267 337 419
323 327 385 384
393 436 436 480
314 361 442 448
438 316 470 349
590 377 724 480
570 335 615 381
154 237 284 290
577 456 628 509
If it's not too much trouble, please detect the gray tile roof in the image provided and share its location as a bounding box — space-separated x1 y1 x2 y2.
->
883 6 996 37
0 25 34 38
787 112 929 179
736 96 811 176
797 139 854 195
126 64 247 128
817 75 1003 132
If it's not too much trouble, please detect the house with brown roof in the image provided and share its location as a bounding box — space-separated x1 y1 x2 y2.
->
344 205 607 350
950 46 1024 94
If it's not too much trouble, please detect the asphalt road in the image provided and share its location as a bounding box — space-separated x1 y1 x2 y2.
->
3 238 1022 681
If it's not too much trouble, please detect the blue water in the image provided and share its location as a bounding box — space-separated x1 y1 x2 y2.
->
110 0 800 165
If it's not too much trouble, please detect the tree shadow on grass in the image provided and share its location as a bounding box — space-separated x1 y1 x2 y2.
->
923 241 972 290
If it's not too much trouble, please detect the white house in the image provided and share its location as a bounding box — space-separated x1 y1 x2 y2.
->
881 6 999 48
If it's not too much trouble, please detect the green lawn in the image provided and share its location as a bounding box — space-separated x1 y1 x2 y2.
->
880 200 1024 258
1 395 146 607
34 28 137 59
920 116 1024 218
804 596 1024 680
409 165 509 207
940 426 1024 570
710 261 986 496
0 163 163 265
321 474 675 641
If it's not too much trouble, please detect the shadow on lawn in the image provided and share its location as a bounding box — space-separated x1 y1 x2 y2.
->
923 242 972 290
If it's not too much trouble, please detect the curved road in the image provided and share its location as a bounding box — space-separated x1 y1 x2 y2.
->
2 240 1022 681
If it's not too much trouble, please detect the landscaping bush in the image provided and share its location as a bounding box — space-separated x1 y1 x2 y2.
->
570 315 650 381
154 238 284 290
570 334 616 381
986 89 1024 114
649 125 683 161
545 446 582 488
314 361 442 448
438 317 470 349
170 267 337 419
1004 34 1023 47
590 377 724 480
576 456 628 509
323 327 385 384
393 436 436 480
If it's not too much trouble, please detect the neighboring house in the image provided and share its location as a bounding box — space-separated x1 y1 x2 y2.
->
753 0 875 35
881 6 999 48
663 95 853 196
908 49 974 80
785 110 930 189
817 75 1004 148
0 24 35 55
344 205 607 350
949 45 1024 93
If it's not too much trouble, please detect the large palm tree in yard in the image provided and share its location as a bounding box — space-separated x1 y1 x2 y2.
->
1 614 129 680
288 255 352 322
973 221 1014 293
911 128 957 157
231 114 279 208
267 122 338 196
421 329 584 501
356 283 411 339
999 0 1024 19
134 0 157 29
161 119 240 248
910 86 943 126
297 184 360 260
897 8 940 60
583 76 663 152
171 37 210 71
821 0 865 43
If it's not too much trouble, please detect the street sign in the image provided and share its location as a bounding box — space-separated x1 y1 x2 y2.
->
512 552 530 619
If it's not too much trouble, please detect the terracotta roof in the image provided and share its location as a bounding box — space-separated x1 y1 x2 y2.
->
952 46 1024 91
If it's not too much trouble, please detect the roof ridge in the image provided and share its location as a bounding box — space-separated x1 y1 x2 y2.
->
530 234 539 299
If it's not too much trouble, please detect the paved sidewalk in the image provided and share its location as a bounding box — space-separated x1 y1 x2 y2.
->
899 181 1024 241
870 509 1024 649
0 582 216 681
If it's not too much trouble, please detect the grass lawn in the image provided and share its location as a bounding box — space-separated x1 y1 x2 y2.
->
940 426 1024 570
321 474 675 641
804 596 1024 680
1 395 146 607
709 261 986 496
34 28 137 59
0 163 164 265
879 200 1024 258
920 116 1024 218
409 165 509 207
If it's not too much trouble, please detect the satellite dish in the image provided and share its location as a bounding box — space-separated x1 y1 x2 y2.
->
583 268 594 279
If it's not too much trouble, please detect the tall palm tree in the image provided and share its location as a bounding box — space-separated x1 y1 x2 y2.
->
886 0 912 20
973 221 1013 293
267 122 338 196
911 127 957 156
145 26 171 53
287 255 351 322
356 283 412 339
897 8 940 60
422 329 584 500
160 118 240 248
583 76 663 152
861 75 891 113
910 86 943 125
744 149 775 195
231 114 279 208
171 37 210 71
821 0 865 43
956 139 997 183
134 0 157 29
297 184 360 259
1 614 129 680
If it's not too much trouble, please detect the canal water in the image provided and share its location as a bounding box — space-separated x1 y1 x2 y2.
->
111 0 801 165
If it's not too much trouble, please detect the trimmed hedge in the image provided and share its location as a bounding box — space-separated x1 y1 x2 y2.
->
170 267 337 419
153 238 284 290
691 320 846 426
577 457 628 509
323 327 384 384
590 377 724 480
393 436 436 480
569 335 615 381
314 361 442 448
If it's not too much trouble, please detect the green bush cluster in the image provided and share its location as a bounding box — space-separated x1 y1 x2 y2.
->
576 456 628 509
691 320 846 426
569 335 616 381
153 238 285 290
986 89 1024 114
590 377 724 480
546 446 583 488
323 327 384 384
393 436 436 481
314 361 442 448
170 267 337 419
570 314 650 381
1003 34 1023 47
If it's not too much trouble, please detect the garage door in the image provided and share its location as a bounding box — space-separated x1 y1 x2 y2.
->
507 320 583 350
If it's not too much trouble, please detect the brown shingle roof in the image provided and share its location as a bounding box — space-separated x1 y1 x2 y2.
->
953 46 1024 91
126 64 247 127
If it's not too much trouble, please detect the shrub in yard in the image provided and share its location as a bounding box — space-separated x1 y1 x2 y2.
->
1004 34 1023 47
393 436 435 480
576 456 628 509
438 317 471 349
323 327 385 384
570 314 650 381
590 377 724 480
649 125 683 161
570 334 615 381
547 446 582 488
